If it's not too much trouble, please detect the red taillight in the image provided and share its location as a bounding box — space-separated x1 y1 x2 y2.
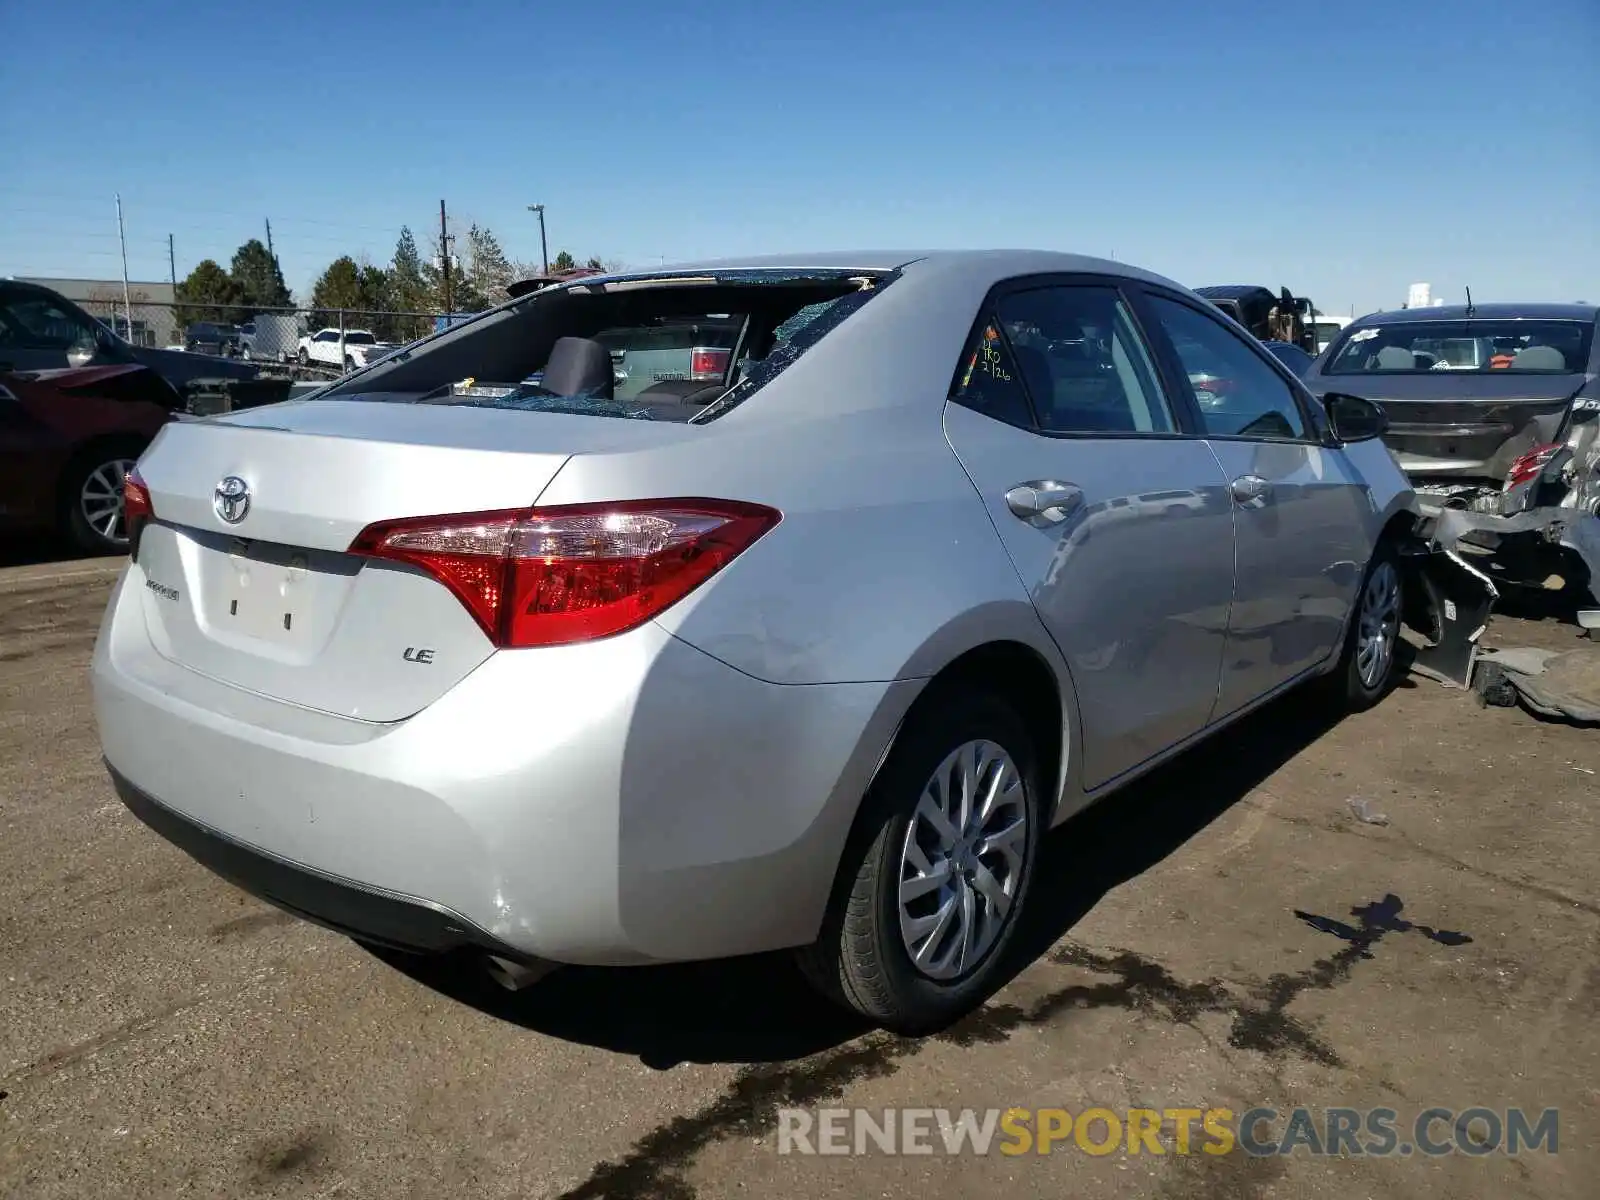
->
349 499 781 648
124 467 153 558
689 347 730 380
1507 443 1562 488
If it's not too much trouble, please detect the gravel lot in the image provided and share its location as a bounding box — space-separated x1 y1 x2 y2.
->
1 557 1595 1198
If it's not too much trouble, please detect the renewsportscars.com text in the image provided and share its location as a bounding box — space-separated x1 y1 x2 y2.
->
776 1106 1559 1158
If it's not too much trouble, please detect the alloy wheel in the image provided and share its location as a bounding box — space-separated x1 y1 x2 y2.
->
80 457 137 547
1355 560 1401 689
897 739 1029 981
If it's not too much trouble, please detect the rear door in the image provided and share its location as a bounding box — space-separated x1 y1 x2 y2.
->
941 277 1236 791
1136 287 1370 718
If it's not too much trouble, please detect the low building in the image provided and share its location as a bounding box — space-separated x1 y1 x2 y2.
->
16 276 180 348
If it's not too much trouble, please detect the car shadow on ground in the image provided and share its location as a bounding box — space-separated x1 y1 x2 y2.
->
368 678 1368 1069
0 535 111 570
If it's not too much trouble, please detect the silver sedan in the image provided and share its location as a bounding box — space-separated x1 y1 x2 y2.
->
93 250 1415 1033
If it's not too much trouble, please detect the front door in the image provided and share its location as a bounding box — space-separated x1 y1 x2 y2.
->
1139 290 1369 718
942 279 1236 791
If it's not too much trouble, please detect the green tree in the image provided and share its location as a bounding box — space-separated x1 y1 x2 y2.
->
389 226 432 339
550 250 576 273
448 271 487 315
229 239 291 311
356 263 394 338
425 231 485 315
174 259 245 328
585 256 605 271
309 256 364 330
465 223 514 303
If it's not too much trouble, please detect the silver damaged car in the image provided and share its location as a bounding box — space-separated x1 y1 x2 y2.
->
93 251 1418 1033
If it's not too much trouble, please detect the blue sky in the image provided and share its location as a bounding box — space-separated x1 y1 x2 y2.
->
2 0 1595 315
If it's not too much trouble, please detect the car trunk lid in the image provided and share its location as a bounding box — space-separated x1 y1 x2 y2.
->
131 398 698 720
1315 374 1584 480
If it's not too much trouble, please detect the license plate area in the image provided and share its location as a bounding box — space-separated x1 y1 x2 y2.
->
191 531 361 660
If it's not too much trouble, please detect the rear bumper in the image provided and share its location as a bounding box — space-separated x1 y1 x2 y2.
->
93 568 917 965
109 763 534 961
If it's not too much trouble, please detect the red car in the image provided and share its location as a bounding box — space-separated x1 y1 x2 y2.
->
0 363 181 554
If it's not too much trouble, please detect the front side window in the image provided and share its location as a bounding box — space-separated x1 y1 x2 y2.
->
1325 319 1591 374
0 294 96 349
995 286 1175 435
1148 295 1309 440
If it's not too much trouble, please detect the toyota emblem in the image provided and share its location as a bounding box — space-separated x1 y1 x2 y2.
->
213 476 251 524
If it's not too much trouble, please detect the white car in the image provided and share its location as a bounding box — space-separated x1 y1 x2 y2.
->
296 328 394 372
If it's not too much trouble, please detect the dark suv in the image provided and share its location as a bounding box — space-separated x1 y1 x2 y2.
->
0 280 257 389
184 322 241 356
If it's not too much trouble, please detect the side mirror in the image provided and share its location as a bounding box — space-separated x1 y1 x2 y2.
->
67 340 97 369
1324 392 1389 443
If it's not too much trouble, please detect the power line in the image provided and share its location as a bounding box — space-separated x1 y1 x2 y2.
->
0 188 403 234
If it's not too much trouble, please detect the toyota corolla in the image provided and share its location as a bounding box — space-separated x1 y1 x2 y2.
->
93 251 1418 1032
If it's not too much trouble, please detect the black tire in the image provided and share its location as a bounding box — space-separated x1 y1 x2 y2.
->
60 441 146 556
1320 537 1405 711
797 688 1042 1034
344 355 356 372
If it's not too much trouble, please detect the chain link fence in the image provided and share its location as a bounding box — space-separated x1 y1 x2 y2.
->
82 298 463 381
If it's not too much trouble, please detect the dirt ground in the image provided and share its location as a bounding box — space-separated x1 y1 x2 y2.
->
1 557 1595 1199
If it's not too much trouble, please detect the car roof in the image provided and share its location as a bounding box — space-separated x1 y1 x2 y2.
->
1353 302 1598 326
589 249 1187 294
1194 284 1276 300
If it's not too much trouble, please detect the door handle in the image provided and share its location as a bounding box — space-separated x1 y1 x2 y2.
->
1005 480 1084 527
1230 474 1272 504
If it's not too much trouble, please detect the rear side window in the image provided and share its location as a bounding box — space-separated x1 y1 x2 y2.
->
951 319 1035 429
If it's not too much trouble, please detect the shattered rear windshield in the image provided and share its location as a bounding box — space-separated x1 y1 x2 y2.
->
325 270 893 422
1325 320 1592 374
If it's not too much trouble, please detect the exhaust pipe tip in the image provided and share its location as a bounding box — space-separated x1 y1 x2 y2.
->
483 954 556 992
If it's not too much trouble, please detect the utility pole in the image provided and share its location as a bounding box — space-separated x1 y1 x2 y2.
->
439 199 452 314
167 234 177 289
527 204 548 274
114 193 134 342
264 218 275 259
